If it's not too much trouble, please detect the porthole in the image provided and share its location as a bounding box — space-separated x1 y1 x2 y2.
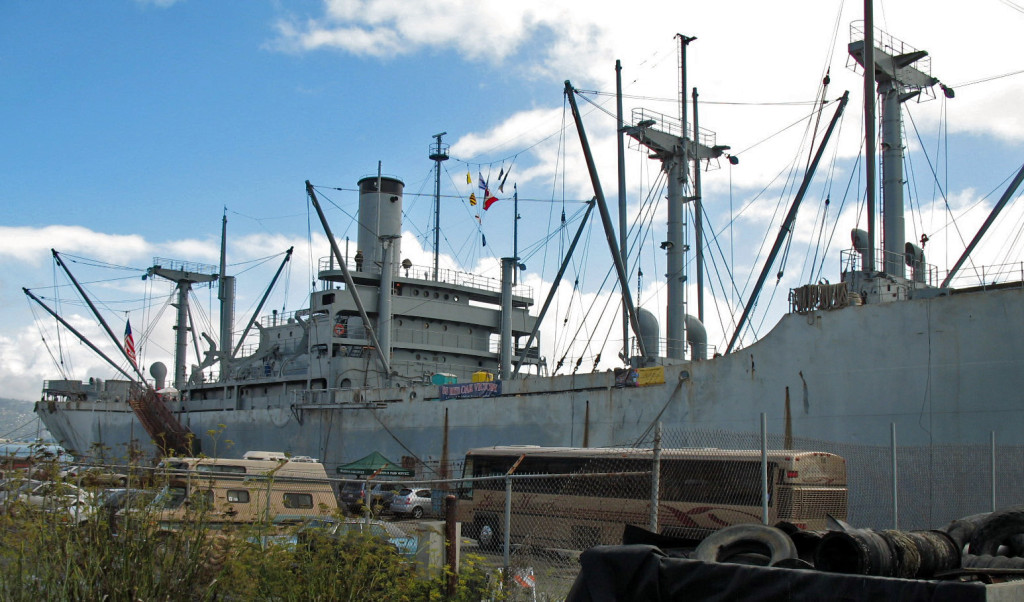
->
444 294 449 300
453 295 460 302
413 290 420 296
416 354 421 360
434 292 439 298
423 322 430 329
442 325 448 331
397 319 403 326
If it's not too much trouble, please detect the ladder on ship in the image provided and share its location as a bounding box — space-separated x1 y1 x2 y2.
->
128 386 196 456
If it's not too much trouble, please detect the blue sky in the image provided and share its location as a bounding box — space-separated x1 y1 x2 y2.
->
2 0 1024 404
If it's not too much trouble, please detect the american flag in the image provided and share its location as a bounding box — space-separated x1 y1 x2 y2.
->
124 319 137 367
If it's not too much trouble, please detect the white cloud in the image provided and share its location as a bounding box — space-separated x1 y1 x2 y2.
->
0 226 150 265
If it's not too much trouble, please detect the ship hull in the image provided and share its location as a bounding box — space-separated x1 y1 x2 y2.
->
38 285 1024 527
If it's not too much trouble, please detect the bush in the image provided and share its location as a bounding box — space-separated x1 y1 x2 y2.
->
0 491 503 600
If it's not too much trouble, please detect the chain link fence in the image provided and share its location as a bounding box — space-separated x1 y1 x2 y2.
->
4 424 1024 600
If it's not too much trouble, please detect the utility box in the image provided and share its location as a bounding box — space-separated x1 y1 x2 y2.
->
471 371 494 383
431 373 457 385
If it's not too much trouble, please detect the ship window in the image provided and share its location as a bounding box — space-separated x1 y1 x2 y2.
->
322 293 335 305
444 294 449 300
397 320 403 326
227 490 250 503
442 325 448 331
413 290 420 296
434 292 439 298
454 295 460 302
283 493 313 509
423 322 430 329
340 378 352 389
416 354 421 360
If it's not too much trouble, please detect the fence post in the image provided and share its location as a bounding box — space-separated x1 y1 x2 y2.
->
891 422 898 530
503 474 512 580
760 413 768 525
650 421 662 532
991 431 997 513
445 494 458 598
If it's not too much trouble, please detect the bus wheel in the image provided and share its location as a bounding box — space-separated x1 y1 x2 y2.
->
478 521 502 551
695 524 797 566
412 506 424 519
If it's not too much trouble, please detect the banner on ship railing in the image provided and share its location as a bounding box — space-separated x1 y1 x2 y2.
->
614 366 665 388
439 381 501 400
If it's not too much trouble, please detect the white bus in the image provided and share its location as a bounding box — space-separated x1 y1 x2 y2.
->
458 446 847 550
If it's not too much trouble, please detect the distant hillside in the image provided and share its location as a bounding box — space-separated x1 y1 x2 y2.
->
0 397 52 442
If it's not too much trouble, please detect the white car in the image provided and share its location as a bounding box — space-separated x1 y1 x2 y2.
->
389 488 432 519
19 481 95 523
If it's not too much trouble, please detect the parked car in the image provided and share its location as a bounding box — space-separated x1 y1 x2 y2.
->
18 481 95 523
0 478 42 506
339 481 408 513
325 519 418 557
389 488 432 519
252 518 418 558
61 465 129 487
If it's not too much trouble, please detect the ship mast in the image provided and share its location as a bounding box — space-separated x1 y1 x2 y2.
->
146 260 219 390
623 34 728 360
849 7 944 284
429 132 449 280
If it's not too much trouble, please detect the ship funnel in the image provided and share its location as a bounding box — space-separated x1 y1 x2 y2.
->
685 314 708 360
357 176 404 273
150 361 168 390
637 308 660 358
852 229 870 271
905 242 926 284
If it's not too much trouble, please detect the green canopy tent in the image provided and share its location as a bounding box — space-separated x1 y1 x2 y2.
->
335 451 413 477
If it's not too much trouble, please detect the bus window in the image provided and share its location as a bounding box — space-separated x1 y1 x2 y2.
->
227 489 250 503
196 464 247 474
153 485 187 509
283 493 313 509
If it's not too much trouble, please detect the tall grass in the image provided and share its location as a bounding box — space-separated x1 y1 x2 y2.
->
0 464 503 600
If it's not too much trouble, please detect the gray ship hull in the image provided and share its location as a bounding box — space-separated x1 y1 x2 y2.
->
38 284 1024 466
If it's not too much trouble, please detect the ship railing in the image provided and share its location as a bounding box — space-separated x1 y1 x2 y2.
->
627 108 718 151
940 261 1024 290
259 308 311 328
840 248 939 286
317 256 533 298
848 21 935 99
645 337 718 362
841 248 1024 290
150 257 219 278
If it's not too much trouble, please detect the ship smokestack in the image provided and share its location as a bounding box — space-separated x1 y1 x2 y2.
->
357 176 404 273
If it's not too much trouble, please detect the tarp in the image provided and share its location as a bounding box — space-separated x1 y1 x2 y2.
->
336 451 412 477
565 545 993 602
